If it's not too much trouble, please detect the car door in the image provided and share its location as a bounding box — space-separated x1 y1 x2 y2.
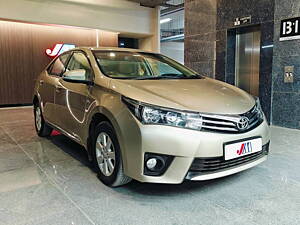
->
39 52 70 125
54 51 94 141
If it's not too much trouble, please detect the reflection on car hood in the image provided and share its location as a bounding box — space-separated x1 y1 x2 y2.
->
110 77 255 115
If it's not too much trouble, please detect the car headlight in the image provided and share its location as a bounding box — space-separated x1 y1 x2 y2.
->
254 97 264 119
122 96 203 130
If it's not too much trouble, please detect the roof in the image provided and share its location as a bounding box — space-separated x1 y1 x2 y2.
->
75 46 157 54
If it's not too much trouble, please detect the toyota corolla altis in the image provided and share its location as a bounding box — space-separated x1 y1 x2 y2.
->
33 47 270 187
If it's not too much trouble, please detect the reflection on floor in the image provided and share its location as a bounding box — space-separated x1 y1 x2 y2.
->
0 107 299 225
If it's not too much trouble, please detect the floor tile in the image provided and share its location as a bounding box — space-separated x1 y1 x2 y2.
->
0 107 33 125
1 119 43 144
0 167 79 225
20 140 73 165
0 146 34 173
15 207 94 225
187 167 300 225
0 127 17 150
81 192 256 225
270 126 300 149
262 153 300 183
38 157 104 207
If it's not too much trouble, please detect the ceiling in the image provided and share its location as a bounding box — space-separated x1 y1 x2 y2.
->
127 0 184 8
127 0 168 7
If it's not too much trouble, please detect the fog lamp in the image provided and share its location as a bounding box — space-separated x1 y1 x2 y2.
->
146 158 157 170
144 153 174 176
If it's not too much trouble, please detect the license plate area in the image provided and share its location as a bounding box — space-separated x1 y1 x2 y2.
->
224 137 262 161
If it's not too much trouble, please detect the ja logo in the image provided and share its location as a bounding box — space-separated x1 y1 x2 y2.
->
45 43 76 57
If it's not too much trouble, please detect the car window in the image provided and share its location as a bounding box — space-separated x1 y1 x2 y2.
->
64 52 92 81
146 57 182 76
48 53 70 76
95 52 151 77
93 51 199 79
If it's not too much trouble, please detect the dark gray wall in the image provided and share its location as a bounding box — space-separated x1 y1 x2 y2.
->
185 0 217 77
185 0 300 129
271 0 300 129
185 0 274 121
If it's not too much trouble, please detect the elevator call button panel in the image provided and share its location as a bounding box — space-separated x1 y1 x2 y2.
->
284 66 294 83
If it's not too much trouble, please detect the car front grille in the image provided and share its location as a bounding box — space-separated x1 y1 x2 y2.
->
201 105 263 133
189 142 269 173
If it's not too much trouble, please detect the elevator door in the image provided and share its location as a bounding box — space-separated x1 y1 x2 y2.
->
235 26 261 96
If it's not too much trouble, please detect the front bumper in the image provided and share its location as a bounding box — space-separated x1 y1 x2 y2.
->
186 142 269 180
186 155 267 181
118 114 270 184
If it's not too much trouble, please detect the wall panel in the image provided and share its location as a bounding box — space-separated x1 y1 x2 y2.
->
271 0 300 129
98 30 118 47
0 20 109 105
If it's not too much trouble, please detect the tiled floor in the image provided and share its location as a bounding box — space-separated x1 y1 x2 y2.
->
0 107 299 225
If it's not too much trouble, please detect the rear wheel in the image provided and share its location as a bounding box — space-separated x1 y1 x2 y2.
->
92 121 132 187
34 103 52 137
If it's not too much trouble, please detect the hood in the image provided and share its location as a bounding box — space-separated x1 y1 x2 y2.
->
110 77 255 115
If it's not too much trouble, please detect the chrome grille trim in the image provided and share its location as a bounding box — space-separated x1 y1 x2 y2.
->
201 114 240 123
202 119 235 126
201 125 237 132
199 105 263 133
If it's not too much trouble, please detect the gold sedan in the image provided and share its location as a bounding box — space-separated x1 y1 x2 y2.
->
33 47 270 187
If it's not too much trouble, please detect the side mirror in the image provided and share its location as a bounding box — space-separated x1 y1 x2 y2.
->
62 69 94 85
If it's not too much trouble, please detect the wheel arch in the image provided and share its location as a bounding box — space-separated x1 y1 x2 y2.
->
88 112 113 140
33 95 39 105
86 109 127 169
32 93 43 113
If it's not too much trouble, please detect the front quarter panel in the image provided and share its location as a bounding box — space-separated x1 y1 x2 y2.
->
82 84 142 175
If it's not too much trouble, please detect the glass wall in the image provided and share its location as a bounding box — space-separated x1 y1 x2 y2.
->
160 0 184 64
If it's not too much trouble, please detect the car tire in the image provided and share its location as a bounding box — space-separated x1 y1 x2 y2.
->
92 121 132 187
34 103 53 137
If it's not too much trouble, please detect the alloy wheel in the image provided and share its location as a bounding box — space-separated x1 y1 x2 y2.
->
35 106 42 131
95 132 116 176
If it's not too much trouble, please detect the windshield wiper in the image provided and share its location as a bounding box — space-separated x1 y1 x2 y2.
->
132 76 170 80
132 74 203 80
185 74 204 79
132 75 180 80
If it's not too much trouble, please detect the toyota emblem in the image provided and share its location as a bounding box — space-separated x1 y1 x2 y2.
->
237 116 249 130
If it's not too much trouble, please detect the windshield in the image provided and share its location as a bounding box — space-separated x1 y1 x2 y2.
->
93 51 201 80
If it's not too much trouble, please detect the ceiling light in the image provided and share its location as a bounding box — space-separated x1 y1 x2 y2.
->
160 18 172 24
